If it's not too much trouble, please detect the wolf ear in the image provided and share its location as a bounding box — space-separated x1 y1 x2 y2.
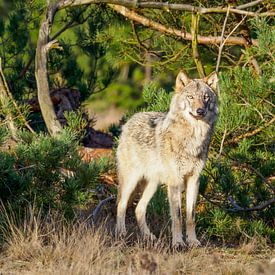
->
204 72 218 90
175 71 191 93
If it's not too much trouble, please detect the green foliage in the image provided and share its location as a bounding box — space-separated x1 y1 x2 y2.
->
148 186 169 218
142 83 172 112
63 110 88 139
197 207 275 243
0 130 114 218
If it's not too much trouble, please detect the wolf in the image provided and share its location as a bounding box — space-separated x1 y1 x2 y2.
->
116 71 218 248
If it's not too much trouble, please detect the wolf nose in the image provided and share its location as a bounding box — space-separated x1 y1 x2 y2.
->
196 108 206 116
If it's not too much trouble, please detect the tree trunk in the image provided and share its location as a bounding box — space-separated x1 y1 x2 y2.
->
35 2 62 136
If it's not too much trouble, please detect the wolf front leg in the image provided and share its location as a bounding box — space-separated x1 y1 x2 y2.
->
185 173 201 247
168 184 185 249
116 173 139 237
135 180 158 240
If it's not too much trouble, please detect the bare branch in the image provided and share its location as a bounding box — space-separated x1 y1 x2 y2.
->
51 8 87 40
87 196 115 222
227 116 275 144
221 15 248 47
227 195 275 212
217 127 227 166
61 0 275 17
191 13 205 78
231 162 275 193
216 6 230 73
236 0 264 10
110 5 258 47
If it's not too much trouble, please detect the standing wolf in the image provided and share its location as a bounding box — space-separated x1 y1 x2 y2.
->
116 71 218 248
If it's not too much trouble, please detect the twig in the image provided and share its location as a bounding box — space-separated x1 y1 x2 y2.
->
220 15 248 48
227 195 275 212
191 13 205 78
51 9 88 40
87 196 116 222
236 0 263 10
227 116 275 144
231 161 275 192
16 165 36 171
215 6 230 74
131 21 149 52
217 127 227 166
157 46 188 65
17 57 34 80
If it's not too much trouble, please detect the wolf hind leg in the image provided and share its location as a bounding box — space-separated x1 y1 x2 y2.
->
116 172 140 237
135 180 158 240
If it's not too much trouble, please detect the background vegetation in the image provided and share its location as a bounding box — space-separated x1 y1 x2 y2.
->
0 0 274 272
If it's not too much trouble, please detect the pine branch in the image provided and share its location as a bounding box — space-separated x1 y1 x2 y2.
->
110 5 259 47
227 116 275 144
61 0 275 17
227 196 275 212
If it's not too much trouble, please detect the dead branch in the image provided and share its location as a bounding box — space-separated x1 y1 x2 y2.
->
236 0 264 10
215 6 230 73
227 116 275 144
231 161 275 193
110 5 258 47
217 128 227 166
227 195 275 212
191 13 205 78
61 0 275 17
87 196 115 222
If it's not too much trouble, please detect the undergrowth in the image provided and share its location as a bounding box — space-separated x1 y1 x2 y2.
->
0 128 114 219
0 204 273 275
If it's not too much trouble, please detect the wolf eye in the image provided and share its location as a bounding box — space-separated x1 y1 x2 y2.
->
204 94 209 100
187 95 193 99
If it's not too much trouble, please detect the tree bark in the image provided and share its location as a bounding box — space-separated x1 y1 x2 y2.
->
35 2 62 136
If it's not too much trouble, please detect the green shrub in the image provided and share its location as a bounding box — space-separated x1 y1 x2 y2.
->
0 129 114 218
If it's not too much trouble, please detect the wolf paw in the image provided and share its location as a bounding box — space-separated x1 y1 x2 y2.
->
172 241 186 252
187 238 201 248
115 227 126 239
141 231 157 242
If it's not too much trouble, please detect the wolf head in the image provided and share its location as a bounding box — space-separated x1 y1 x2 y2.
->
171 71 218 124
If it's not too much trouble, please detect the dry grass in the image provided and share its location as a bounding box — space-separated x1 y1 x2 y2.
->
0 209 274 275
